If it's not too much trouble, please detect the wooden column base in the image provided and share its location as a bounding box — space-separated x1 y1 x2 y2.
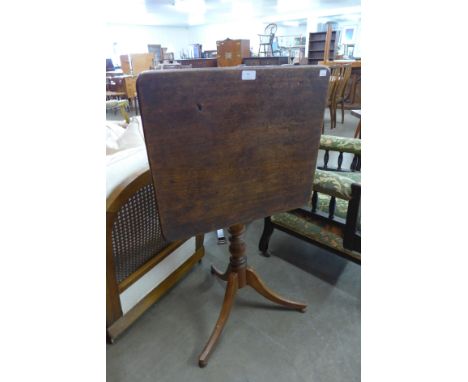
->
198 224 307 367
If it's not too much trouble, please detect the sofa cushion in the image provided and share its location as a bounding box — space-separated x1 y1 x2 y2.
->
106 117 145 155
106 147 149 198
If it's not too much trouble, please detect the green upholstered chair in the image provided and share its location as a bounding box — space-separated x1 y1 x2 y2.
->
106 99 130 124
259 135 361 264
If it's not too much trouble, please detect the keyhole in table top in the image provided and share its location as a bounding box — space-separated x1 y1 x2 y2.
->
197 103 203 111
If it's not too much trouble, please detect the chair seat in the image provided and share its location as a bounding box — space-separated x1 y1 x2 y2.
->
271 209 360 261
320 135 361 154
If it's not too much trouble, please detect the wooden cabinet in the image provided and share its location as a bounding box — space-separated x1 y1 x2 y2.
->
308 31 337 65
216 39 250 67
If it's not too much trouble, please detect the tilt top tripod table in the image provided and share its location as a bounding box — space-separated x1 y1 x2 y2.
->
137 65 330 367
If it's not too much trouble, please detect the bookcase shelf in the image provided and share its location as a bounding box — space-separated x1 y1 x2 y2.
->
307 31 337 65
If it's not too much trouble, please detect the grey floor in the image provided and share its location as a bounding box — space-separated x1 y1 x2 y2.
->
107 109 361 382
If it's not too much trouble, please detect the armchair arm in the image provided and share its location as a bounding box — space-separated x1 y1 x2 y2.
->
311 169 361 252
313 169 357 201
320 135 361 155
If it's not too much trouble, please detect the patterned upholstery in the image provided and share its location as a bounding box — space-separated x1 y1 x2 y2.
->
320 135 361 154
267 161 360 258
106 99 130 123
314 193 361 231
106 99 129 110
271 209 360 261
312 169 359 201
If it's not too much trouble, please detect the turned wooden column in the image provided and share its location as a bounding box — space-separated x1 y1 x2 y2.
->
198 224 306 367
227 224 247 286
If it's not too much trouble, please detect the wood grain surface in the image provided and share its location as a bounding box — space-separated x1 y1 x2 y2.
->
137 65 329 241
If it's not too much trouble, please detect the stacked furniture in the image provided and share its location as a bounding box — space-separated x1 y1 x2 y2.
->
259 135 361 264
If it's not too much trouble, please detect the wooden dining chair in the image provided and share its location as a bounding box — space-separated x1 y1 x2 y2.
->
333 64 353 126
322 66 341 133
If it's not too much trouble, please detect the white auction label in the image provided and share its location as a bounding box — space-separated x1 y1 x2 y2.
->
242 70 256 80
319 69 327 77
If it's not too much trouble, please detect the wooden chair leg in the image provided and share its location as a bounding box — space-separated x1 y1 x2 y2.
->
259 217 274 256
353 120 361 139
341 101 345 124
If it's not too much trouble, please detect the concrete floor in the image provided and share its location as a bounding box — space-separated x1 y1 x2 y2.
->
106 109 361 382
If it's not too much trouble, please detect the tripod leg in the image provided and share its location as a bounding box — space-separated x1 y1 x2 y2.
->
210 264 230 281
246 267 306 312
199 272 238 367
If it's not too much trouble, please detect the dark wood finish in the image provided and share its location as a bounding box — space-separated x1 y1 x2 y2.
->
259 138 361 263
260 216 361 264
311 191 318 213
176 58 218 68
216 39 250 67
137 66 329 241
323 150 330 169
243 56 289 66
198 224 306 367
106 169 206 342
137 65 328 367
328 196 336 219
308 30 337 65
343 183 361 251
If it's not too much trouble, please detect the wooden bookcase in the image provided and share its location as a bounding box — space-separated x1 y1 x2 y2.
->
308 31 337 65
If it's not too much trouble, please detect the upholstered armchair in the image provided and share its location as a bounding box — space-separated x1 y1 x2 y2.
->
259 135 361 264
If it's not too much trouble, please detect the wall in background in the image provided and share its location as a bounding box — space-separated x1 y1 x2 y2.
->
105 8 360 63
189 21 307 56
105 24 190 63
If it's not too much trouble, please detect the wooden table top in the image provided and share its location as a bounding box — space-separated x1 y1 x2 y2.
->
137 66 330 240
